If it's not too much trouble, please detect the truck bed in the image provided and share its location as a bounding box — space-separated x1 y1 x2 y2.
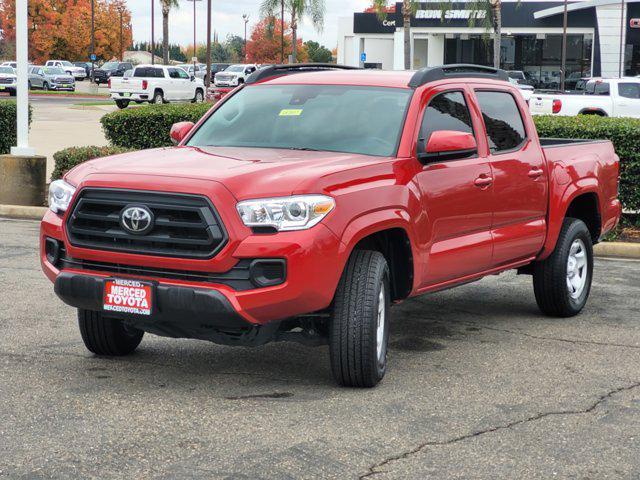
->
539 138 610 148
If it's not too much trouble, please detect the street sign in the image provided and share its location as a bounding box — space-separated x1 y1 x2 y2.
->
360 52 367 62
90 53 97 61
192 56 198 62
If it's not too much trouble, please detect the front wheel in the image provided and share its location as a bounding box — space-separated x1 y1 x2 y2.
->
78 309 144 356
115 99 130 109
533 218 594 317
43 82 49 91
329 250 390 388
192 89 204 103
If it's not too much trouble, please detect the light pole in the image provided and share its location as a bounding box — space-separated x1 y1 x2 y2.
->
90 0 95 80
206 0 212 89
280 0 284 63
186 0 202 69
619 0 626 77
11 0 33 157
151 0 155 64
560 0 568 90
242 13 249 62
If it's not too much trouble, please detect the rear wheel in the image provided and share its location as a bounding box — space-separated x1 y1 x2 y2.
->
115 99 130 109
329 250 390 388
192 88 204 103
151 90 164 104
533 218 593 317
78 309 144 356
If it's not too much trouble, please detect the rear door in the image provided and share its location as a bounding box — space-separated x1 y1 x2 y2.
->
615 81 640 118
413 85 494 287
471 87 547 267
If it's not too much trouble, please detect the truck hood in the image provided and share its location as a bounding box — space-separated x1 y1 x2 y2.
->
67 146 389 200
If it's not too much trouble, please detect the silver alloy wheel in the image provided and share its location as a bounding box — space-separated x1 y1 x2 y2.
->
566 238 588 299
195 90 203 102
376 286 386 362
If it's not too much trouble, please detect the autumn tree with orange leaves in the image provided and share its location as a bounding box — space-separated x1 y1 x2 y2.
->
246 17 308 64
0 0 132 64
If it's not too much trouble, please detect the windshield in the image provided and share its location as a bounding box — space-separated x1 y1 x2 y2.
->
44 68 65 75
0 67 14 74
226 65 245 72
187 85 412 157
60 61 73 66
102 62 118 70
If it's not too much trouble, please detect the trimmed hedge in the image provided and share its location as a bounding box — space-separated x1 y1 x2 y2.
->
0 100 32 154
101 103 212 150
52 145 131 180
533 115 640 213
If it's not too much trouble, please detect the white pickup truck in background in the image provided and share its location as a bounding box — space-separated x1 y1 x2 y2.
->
109 64 205 109
529 78 640 117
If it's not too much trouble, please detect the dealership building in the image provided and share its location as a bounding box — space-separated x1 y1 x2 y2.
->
337 0 640 87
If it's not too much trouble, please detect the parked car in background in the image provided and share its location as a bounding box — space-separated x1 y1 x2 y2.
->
530 77 640 117
177 63 206 81
0 61 18 69
0 66 17 96
108 64 205 108
29 66 75 91
93 61 133 84
214 64 257 87
507 70 535 87
74 62 93 79
42 64 621 387
210 63 230 75
45 60 86 80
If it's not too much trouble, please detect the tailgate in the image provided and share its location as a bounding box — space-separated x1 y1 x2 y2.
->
529 95 554 115
110 77 144 92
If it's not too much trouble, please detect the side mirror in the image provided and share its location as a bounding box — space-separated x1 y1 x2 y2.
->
190 75 196 81
418 130 477 163
170 121 195 145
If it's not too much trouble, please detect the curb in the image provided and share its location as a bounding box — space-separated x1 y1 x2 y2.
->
593 242 640 260
0 204 47 220
2 205 640 259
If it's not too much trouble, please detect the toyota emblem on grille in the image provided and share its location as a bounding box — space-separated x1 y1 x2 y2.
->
120 205 154 235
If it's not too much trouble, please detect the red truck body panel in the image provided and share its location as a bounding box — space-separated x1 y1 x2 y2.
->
41 70 621 327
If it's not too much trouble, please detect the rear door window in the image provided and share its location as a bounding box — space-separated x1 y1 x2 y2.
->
618 82 640 99
475 91 527 153
419 91 474 144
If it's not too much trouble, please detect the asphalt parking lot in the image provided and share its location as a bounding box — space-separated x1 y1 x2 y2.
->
1 216 639 479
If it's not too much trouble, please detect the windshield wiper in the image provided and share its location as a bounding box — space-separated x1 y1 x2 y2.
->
288 147 321 151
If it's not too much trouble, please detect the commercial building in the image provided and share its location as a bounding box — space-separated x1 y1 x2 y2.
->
337 0 640 88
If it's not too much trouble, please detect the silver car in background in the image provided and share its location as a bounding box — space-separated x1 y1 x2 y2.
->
0 66 17 96
29 66 75 91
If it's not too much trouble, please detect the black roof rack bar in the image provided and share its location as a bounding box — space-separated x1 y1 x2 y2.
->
408 64 509 88
245 63 362 84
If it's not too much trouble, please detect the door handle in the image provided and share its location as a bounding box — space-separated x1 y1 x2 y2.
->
528 168 544 178
474 175 493 188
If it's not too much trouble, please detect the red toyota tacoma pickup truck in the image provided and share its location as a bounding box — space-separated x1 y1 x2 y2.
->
41 64 621 387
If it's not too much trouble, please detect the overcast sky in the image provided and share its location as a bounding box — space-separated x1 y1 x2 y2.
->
128 0 371 50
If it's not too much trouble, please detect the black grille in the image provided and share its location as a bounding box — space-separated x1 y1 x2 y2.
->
0 78 14 84
66 189 227 259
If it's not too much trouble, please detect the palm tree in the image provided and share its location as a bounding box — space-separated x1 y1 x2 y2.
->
372 0 505 69
261 0 325 63
160 0 178 64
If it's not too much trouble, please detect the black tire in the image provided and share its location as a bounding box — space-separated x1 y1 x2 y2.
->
9 90 16 97
152 90 164 104
78 309 144 356
330 250 390 388
43 82 49 91
115 99 130 109
533 218 594 317
28 80 32 89
192 88 204 103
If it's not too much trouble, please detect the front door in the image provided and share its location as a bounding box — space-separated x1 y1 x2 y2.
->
413 86 494 288
471 88 548 267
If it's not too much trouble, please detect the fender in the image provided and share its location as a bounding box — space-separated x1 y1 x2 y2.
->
538 180 601 260
335 207 421 291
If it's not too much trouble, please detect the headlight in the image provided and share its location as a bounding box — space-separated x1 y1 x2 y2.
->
48 179 76 214
237 195 335 231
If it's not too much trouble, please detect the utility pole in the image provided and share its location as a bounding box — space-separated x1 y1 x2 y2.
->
90 0 95 80
186 0 202 69
118 7 125 61
560 0 568 90
242 14 249 62
281 0 285 63
151 0 155 64
206 0 212 89
619 0 626 77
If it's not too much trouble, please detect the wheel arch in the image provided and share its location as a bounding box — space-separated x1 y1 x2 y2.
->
338 210 417 302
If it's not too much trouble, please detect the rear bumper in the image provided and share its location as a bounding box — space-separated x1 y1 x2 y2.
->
111 92 149 101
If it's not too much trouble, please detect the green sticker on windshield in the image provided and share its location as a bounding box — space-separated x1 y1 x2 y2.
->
279 108 303 116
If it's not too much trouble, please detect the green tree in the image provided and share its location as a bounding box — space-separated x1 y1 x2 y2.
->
304 40 332 63
160 0 178 64
225 34 245 63
260 0 325 63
